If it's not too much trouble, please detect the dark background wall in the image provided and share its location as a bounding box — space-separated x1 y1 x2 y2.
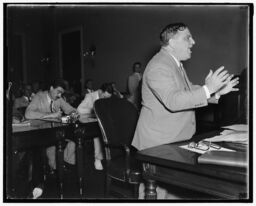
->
7 4 249 92
7 6 55 84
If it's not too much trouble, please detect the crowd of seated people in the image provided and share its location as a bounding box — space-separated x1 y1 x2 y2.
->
11 79 127 123
31 81 43 99
13 84 32 113
9 78 128 198
12 82 36 123
62 80 80 107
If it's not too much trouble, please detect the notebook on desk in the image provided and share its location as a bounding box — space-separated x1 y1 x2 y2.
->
198 150 247 168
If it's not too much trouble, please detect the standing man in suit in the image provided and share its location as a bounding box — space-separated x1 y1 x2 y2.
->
132 23 239 199
127 62 143 109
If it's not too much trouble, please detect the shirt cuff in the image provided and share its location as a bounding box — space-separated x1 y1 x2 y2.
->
203 85 211 99
215 93 221 100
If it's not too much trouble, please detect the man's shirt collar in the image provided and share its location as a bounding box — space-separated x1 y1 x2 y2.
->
162 46 181 67
46 92 52 104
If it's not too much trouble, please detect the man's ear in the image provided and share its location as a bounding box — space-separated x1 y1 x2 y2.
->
168 38 174 48
50 86 53 91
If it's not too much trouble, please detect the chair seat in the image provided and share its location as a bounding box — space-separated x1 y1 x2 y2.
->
107 155 141 184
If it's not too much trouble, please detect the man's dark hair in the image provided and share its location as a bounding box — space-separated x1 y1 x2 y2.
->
100 82 114 94
51 79 67 90
160 23 187 46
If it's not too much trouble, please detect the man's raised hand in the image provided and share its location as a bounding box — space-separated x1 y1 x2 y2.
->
205 66 230 94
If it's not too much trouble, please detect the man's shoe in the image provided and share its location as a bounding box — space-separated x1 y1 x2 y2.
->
94 159 103 170
32 187 43 199
28 183 44 199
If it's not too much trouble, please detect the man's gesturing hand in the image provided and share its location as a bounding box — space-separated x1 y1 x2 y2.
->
205 66 230 94
217 74 239 96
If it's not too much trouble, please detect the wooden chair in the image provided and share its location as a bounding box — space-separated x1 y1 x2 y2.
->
94 97 141 198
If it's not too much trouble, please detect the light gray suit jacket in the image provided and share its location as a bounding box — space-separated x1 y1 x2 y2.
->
132 47 208 150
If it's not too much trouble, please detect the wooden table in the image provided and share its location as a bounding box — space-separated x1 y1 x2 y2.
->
9 116 101 199
136 131 249 200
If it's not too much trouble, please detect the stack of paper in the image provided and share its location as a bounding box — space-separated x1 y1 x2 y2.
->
204 124 248 144
222 124 248 132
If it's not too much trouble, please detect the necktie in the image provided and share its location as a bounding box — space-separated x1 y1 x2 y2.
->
50 100 54 113
179 63 191 90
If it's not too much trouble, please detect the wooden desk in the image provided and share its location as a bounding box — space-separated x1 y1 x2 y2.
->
9 116 101 199
10 120 72 199
136 131 248 200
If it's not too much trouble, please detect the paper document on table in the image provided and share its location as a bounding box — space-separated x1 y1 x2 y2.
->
221 124 248 132
85 117 97 123
12 120 31 127
179 143 235 154
204 129 248 144
79 115 97 123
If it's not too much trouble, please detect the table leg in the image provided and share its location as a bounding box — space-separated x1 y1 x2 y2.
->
56 130 65 199
74 125 85 198
42 150 47 181
145 179 157 199
9 150 19 198
77 135 84 197
31 149 44 189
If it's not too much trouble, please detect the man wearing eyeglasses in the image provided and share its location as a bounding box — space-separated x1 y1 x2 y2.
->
132 23 239 199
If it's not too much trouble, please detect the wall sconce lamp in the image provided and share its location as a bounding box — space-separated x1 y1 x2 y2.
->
83 45 96 57
40 56 51 64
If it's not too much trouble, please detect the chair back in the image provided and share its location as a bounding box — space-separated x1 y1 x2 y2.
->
94 97 139 155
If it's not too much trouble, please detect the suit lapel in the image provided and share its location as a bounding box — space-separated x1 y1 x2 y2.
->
161 48 191 91
180 64 191 90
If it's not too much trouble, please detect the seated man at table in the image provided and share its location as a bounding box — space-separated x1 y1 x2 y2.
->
25 79 77 171
77 82 114 170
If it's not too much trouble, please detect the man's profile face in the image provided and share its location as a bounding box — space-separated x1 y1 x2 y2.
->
86 81 93 90
170 28 195 61
49 86 64 100
134 64 141 73
24 85 32 97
